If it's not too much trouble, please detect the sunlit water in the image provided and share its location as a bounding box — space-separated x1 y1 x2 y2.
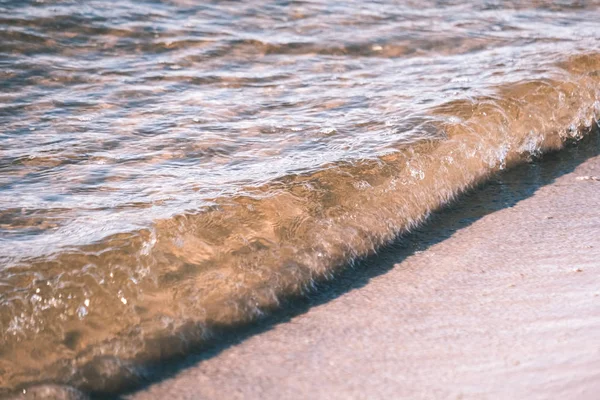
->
1 0 600 395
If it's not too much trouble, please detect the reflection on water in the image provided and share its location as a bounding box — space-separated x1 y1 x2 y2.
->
1 0 600 395
2 0 599 259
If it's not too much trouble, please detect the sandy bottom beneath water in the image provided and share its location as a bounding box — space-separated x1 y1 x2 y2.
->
125 146 600 400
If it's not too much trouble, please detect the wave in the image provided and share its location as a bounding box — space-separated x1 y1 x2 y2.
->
1 53 600 396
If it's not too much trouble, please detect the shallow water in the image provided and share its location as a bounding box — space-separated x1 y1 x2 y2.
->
1 0 600 395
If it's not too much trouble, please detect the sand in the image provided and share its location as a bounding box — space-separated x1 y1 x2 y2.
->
123 139 600 400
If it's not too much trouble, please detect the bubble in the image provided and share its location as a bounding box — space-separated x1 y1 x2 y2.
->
77 306 88 319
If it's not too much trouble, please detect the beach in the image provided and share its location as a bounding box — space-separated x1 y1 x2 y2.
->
128 140 600 400
3 2 600 397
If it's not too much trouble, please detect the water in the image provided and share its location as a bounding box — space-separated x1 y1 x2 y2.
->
1 0 600 395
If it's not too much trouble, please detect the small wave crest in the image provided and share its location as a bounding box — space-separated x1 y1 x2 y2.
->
1 53 600 396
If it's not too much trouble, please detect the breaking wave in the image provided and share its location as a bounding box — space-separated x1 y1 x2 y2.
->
1 53 599 396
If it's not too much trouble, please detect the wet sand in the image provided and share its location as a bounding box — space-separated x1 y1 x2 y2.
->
128 144 600 400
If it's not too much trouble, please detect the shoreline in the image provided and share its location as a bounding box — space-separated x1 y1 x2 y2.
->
4 58 600 396
126 137 600 400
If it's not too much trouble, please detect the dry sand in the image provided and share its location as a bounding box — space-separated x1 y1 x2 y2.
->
127 141 600 400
